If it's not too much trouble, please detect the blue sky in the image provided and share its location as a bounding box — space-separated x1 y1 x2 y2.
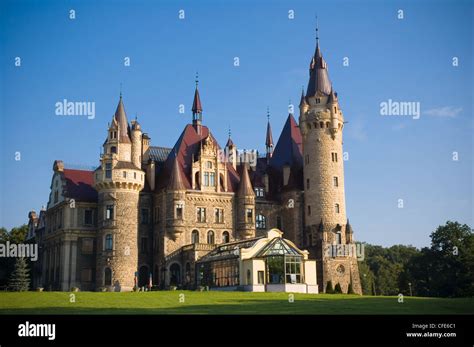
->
0 0 472 248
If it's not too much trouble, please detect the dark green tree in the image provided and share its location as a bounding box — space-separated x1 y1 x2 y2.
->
8 257 30 291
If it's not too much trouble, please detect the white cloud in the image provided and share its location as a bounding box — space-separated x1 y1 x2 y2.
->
423 106 463 118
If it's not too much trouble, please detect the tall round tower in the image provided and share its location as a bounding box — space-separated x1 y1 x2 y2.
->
94 95 144 291
300 30 361 294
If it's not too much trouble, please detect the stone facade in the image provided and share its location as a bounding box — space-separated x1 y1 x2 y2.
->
29 30 362 294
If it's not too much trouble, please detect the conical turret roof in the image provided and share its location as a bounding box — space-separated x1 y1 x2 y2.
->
114 95 131 143
168 155 186 191
238 164 255 196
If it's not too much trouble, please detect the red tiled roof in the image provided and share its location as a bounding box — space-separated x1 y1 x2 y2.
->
63 169 98 202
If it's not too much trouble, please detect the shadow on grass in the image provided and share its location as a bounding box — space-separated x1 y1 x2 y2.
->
1 296 473 315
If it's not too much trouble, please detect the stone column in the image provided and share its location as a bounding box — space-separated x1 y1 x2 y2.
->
70 240 78 288
60 240 71 291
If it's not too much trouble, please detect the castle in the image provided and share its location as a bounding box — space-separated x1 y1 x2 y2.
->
27 31 362 294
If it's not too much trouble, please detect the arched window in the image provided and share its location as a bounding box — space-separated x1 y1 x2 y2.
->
319 121 324 128
207 230 215 244
313 122 318 128
335 203 340 214
194 171 200 189
191 230 199 244
326 122 330 128
336 232 342 245
222 231 230 243
104 267 112 286
256 214 266 229
105 234 113 250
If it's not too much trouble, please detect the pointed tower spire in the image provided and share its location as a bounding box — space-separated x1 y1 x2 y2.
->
265 107 274 162
299 87 308 107
192 72 203 135
114 94 131 143
306 19 332 97
237 163 255 196
226 126 234 147
168 155 186 191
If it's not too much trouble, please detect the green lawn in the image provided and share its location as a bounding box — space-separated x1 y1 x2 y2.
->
0 291 472 315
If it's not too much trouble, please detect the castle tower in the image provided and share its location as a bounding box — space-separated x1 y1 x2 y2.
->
192 74 203 136
94 95 144 291
130 118 142 168
165 155 186 235
265 109 274 163
236 164 256 239
299 28 362 294
225 129 237 170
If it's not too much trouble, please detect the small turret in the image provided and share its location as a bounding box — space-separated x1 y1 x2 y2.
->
225 128 237 170
166 156 186 234
265 108 274 163
130 118 142 168
192 73 203 135
236 164 256 239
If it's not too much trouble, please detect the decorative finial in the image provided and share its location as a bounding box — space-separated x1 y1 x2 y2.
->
266 106 270 121
195 72 199 87
228 125 231 138
120 83 122 98
315 15 319 43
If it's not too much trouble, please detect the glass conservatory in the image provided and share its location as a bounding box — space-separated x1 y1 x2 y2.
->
196 229 318 293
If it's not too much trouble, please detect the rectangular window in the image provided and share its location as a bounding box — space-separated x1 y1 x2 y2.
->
306 179 310 189
285 256 302 284
176 204 183 220
81 238 93 254
246 208 253 223
331 152 338 162
335 204 340 214
105 234 113 251
215 208 224 223
197 207 206 223
204 172 209 186
307 205 311 215
84 209 93 225
141 238 148 254
141 208 149 224
333 176 339 187
209 172 215 186
105 163 112 179
255 188 264 197
134 172 137 179
106 205 114 220
258 271 265 284
123 171 127 178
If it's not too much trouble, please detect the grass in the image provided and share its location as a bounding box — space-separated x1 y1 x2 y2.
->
0 291 473 315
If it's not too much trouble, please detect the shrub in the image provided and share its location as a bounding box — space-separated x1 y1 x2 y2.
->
325 281 334 294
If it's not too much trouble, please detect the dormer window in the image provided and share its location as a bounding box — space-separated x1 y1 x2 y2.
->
206 161 212 169
316 98 321 104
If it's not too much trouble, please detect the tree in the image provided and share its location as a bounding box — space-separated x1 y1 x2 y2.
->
334 283 342 294
325 281 334 294
9 257 30 291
